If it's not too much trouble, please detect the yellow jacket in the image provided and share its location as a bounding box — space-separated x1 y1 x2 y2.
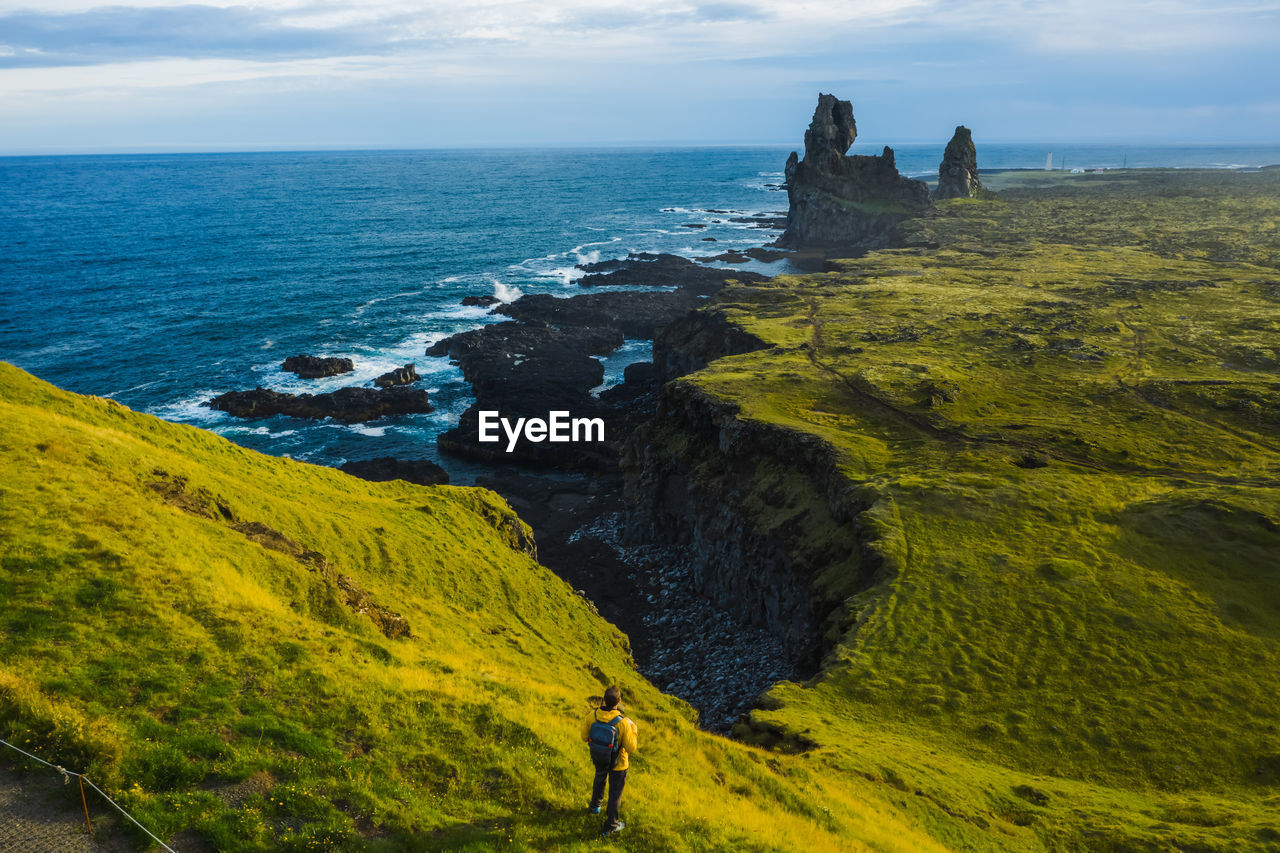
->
581 707 639 771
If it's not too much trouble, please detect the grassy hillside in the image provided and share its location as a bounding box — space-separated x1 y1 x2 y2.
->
651 169 1280 850
0 361 960 851
4 168 1279 852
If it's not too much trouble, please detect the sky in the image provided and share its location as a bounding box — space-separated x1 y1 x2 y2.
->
0 0 1278 152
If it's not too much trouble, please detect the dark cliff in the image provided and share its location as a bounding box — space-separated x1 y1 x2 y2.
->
623 314 886 673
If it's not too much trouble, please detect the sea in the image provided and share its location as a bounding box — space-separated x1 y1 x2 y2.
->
3 142 1279 481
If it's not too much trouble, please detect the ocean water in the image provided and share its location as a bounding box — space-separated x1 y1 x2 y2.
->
3 144 1278 480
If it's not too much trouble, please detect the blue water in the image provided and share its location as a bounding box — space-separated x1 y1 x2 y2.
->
3 144 1278 480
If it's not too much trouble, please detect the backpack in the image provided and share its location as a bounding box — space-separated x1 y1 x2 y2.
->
587 713 625 770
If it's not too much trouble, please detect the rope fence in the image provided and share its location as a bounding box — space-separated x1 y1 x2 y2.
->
0 736 177 852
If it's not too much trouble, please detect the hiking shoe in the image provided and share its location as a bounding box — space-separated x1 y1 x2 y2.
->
602 821 625 836
587 804 600 814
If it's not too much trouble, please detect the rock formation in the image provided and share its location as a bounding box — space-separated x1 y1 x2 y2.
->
205 385 432 422
778 93 931 250
935 125 983 200
282 355 354 378
373 364 419 388
426 322 621 468
495 290 702 339
575 252 765 295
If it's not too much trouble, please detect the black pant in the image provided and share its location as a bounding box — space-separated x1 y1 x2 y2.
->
591 767 627 825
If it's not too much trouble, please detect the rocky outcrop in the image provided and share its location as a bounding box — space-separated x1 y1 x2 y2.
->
425 322 621 467
653 310 769 380
373 364 419 388
426 252 770 468
461 294 501 307
281 355 354 378
495 290 703 339
576 252 766 295
339 457 450 486
206 386 432 422
425 323 621 393
935 125 983 200
778 93 931 250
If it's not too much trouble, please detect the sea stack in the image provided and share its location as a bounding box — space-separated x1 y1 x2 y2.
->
778 93 931 250
935 125 983 200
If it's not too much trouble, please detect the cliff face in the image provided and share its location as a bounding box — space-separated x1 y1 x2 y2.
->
652 308 769 380
935 125 983 200
624 312 882 671
779 93 931 250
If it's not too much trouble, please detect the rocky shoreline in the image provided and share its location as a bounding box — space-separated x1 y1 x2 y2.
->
421 246 812 730
195 92 985 730
206 385 433 422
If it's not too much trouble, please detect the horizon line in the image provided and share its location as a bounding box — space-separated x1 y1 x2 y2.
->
5 139 1280 159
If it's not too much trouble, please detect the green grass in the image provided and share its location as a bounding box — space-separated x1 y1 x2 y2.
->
0 362 961 851
4 168 1280 851
645 169 1280 849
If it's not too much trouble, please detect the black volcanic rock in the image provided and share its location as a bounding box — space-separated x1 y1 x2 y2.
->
206 386 432 422
425 322 617 404
461 294 500 307
374 364 419 388
696 250 749 264
426 252 772 468
494 290 703 339
575 252 765 295
340 457 450 486
779 93 931 250
623 361 654 384
282 355 354 378
426 322 621 468
426 322 621 369
653 310 769 381
727 214 788 230
935 125 984 200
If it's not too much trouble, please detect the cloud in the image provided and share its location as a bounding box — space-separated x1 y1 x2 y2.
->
0 1 941 70
0 4 418 67
0 0 1276 148
928 0 1280 53
0 1 1270 72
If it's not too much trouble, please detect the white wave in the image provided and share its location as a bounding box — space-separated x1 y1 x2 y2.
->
148 391 225 425
105 379 161 398
219 425 299 438
433 304 494 323
531 265 582 286
349 425 388 437
492 279 522 303
571 237 621 251
353 287 425 316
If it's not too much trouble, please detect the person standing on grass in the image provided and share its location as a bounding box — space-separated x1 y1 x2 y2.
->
582 684 639 837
